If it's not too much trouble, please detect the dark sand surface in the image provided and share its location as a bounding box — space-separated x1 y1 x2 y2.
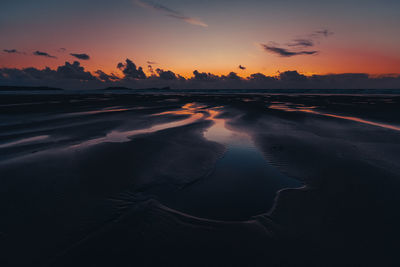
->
1 93 400 266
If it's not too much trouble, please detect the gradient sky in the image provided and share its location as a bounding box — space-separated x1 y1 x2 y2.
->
1 0 400 78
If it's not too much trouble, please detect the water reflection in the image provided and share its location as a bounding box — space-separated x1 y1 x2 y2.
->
68 102 302 220
269 102 400 131
71 103 206 149
159 104 302 220
0 135 49 149
204 109 249 145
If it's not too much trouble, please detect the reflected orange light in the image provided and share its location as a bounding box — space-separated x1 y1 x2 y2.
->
269 103 400 132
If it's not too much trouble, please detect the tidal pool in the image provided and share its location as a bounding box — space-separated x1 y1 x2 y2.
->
64 102 302 220
158 105 302 221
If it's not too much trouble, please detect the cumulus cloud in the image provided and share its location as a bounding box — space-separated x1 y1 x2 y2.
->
261 44 318 57
1 58 399 90
135 0 208 27
279 70 307 81
95 70 120 82
192 70 220 81
56 61 95 80
70 53 90 60
0 61 101 89
156 68 178 80
117 59 147 79
33 51 57 58
189 71 243 83
224 72 242 80
247 73 276 82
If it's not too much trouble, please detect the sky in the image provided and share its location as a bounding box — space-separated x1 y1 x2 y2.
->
1 0 400 89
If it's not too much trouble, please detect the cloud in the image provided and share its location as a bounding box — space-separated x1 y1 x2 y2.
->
261 44 318 57
262 29 333 57
135 0 208 27
156 68 178 80
33 51 57 58
279 70 307 81
56 61 96 80
312 29 334 38
95 70 120 82
3 49 21 54
70 53 90 60
0 61 99 89
224 72 242 80
58 48 67 53
1 59 399 90
147 61 157 64
287 39 314 47
239 65 246 70
247 73 276 82
117 58 147 79
192 70 220 81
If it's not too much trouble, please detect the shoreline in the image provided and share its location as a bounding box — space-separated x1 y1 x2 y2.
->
1 93 400 266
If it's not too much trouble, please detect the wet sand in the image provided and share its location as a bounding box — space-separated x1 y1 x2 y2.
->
1 93 400 266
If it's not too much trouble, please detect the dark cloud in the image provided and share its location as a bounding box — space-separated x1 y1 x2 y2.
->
22 67 57 80
70 53 90 60
156 68 177 80
33 51 56 58
192 70 220 81
239 65 246 70
0 61 100 89
135 0 207 27
261 44 318 57
263 29 333 57
247 73 276 82
58 48 67 52
279 70 307 82
287 39 314 47
1 59 399 90
0 61 95 81
147 61 157 65
95 70 119 82
3 49 21 54
117 59 147 79
56 61 96 80
224 72 242 80
190 71 243 83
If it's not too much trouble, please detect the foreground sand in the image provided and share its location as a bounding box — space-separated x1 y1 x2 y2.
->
1 93 400 266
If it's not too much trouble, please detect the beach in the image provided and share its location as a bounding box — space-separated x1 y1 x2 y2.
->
1 92 400 266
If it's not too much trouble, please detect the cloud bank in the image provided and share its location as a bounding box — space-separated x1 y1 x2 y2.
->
1 59 399 90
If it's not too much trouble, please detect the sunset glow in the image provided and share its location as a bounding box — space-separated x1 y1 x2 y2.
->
1 0 400 82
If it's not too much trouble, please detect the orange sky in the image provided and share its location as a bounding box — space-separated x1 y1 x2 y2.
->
1 0 400 78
